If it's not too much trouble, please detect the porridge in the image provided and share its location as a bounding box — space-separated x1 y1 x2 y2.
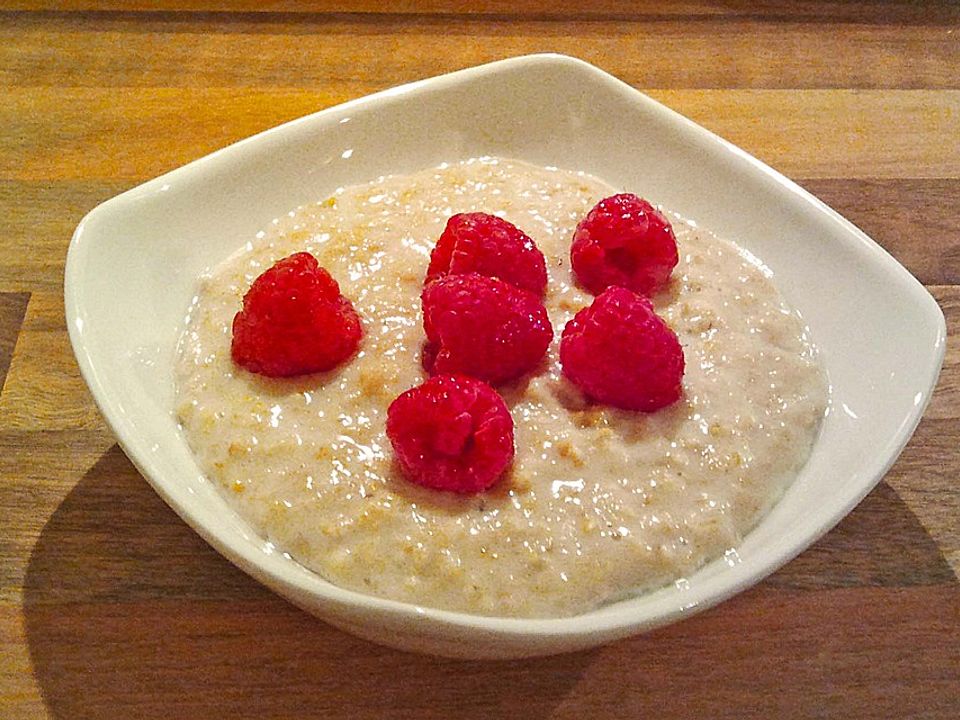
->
175 157 828 618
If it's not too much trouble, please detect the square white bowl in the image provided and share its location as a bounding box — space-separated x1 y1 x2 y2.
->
65 54 946 659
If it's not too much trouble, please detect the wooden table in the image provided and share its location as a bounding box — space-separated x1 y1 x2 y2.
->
2 2 958 717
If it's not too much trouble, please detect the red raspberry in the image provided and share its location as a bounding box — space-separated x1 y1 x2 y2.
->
231 252 362 377
387 374 515 493
571 193 678 296
426 213 548 296
560 287 684 411
421 273 552 385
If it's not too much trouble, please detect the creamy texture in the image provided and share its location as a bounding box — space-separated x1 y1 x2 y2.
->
175 157 827 618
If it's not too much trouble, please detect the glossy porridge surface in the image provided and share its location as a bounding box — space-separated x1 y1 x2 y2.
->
175 157 828 618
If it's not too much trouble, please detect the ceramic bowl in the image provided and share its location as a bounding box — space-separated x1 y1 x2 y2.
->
65 54 946 659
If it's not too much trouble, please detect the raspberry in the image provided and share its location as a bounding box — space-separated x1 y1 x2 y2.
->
426 213 548 296
387 374 515 493
571 193 678 296
231 252 362 377
560 287 684 411
421 273 553 385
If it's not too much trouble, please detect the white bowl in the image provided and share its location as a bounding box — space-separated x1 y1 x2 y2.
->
65 54 946 659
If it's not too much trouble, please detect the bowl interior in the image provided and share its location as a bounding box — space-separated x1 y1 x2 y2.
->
66 55 945 649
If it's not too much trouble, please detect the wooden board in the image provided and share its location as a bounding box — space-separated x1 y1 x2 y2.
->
0 3 957 718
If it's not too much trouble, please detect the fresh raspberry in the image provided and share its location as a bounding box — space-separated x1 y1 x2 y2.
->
421 273 552 385
560 287 684 411
231 252 362 377
426 213 548 296
571 193 679 296
387 374 515 493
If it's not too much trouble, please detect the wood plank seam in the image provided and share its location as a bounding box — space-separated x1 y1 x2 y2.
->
0 292 29 395
1 9 958 26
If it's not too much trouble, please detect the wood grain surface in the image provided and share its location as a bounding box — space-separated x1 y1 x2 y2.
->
1 3 958 718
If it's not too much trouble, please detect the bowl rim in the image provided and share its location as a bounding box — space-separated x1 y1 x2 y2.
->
65 53 947 642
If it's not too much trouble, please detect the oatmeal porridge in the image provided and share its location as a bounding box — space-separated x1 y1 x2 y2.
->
174 157 828 618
